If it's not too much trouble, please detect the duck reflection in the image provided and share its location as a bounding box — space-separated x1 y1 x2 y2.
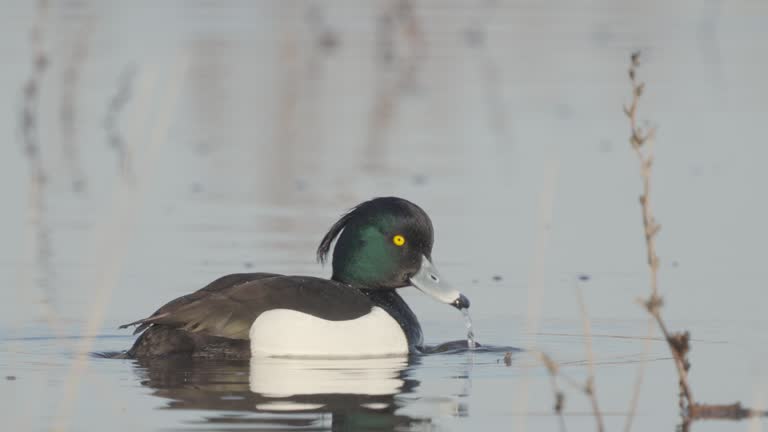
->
133 355 428 430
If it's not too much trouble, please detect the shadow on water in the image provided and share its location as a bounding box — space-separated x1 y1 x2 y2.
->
124 340 520 431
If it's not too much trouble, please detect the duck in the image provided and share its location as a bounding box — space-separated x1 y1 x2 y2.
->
119 197 470 359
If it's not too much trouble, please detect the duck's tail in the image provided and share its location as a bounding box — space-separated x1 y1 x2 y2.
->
118 312 172 335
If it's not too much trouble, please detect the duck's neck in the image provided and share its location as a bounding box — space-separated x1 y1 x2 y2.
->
360 288 423 349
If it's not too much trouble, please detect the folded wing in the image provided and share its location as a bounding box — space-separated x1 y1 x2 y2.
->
120 273 373 340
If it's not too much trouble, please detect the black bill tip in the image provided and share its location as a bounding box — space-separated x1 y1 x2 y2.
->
452 294 470 310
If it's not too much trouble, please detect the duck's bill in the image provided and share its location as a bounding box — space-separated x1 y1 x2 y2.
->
409 255 470 310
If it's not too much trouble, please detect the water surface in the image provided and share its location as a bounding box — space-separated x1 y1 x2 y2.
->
1 1 768 431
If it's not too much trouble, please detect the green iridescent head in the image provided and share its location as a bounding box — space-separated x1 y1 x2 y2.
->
317 197 469 309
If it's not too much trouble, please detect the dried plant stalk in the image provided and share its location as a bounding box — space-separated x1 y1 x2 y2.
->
576 283 605 432
537 352 567 432
622 51 696 420
525 348 609 432
620 51 768 432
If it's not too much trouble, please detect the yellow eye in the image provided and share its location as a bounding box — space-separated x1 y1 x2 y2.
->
392 235 406 246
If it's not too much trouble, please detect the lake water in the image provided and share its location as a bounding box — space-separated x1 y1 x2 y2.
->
1 1 768 431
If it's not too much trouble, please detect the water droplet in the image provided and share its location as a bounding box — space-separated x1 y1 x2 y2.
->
461 309 476 350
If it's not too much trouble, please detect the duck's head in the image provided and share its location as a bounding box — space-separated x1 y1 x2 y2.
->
317 197 470 310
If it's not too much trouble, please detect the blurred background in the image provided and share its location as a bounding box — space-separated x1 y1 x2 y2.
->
1 1 767 431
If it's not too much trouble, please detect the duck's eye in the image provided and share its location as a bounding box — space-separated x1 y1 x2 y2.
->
392 234 406 247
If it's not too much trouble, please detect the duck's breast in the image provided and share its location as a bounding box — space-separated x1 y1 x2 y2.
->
249 306 408 358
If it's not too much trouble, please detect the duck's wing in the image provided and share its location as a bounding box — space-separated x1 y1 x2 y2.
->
120 275 374 340
119 273 280 335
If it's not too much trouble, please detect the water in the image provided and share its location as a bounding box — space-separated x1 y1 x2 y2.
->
461 308 477 350
2 1 768 431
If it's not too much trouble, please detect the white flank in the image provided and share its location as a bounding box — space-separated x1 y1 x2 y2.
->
249 306 409 358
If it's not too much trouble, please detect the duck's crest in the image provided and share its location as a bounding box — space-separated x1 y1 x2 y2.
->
316 204 359 265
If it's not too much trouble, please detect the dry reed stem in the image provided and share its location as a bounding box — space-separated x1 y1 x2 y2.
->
622 315 655 432
621 52 696 423
575 283 605 432
537 352 567 432
518 279 607 431
513 156 560 432
50 57 185 432
533 349 609 430
748 382 765 432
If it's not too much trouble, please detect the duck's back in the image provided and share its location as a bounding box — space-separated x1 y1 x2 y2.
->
122 273 412 358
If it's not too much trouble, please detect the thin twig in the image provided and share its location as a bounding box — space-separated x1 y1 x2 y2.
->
576 281 605 432
513 156 561 432
532 348 611 431
623 315 655 432
536 352 567 432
